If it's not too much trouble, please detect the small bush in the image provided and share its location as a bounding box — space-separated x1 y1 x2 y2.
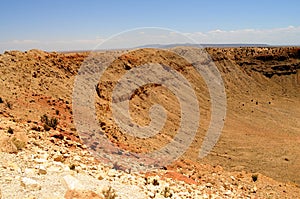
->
252 174 258 182
153 178 159 186
102 186 117 199
7 127 14 134
6 101 12 109
41 114 58 130
69 164 76 170
41 114 48 123
0 97 3 103
49 117 58 129
11 137 26 150
161 186 172 198
43 124 51 131
113 162 122 170
10 131 28 151
31 125 42 132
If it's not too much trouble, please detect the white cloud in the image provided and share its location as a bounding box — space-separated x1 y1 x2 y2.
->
11 40 40 44
208 29 226 34
1 26 300 53
187 26 300 45
0 38 105 52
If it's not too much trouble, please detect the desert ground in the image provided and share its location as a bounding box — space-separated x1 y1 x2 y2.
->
0 46 299 198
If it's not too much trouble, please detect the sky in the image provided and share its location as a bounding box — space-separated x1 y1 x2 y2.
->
1 0 300 52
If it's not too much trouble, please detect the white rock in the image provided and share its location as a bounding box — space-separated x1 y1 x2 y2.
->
53 161 64 167
230 175 236 181
47 165 61 173
62 174 84 190
20 177 41 190
73 155 81 161
202 193 209 199
148 191 155 198
224 190 232 195
79 163 86 170
206 183 213 188
40 153 49 160
38 165 47 175
251 185 257 193
63 153 70 158
35 158 47 164
63 165 70 172
107 169 118 177
24 168 36 175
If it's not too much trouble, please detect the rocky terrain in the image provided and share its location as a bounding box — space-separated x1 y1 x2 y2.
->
0 47 299 198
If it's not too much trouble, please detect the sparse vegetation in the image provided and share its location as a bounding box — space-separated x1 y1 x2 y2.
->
102 186 117 199
31 125 42 132
161 186 172 198
0 47 299 198
153 178 159 186
11 136 27 150
40 114 48 123
5 101 12 109
113 162 122 170
252 174 258 182
49 117 58 129
40 114 58 130
7 127 14 134
43 124 51 131
69 164 76 170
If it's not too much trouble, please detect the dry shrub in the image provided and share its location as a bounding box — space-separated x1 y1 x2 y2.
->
0 130 28 153
102 186 117 199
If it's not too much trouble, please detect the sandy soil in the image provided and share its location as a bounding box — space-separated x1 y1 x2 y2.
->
0 47 299 198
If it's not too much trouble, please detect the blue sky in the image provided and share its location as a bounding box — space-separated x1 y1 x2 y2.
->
1 0 300 52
